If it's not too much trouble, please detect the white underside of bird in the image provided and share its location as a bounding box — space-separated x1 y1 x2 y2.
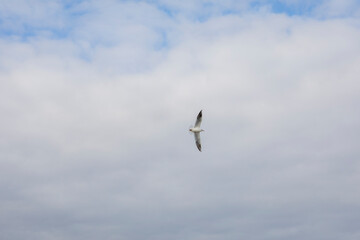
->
189 128 203 133
189 110 204 152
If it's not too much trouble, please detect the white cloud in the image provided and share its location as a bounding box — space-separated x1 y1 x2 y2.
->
313 0 360 18
0 0 66 33
150 0 251 18
1 1 360 239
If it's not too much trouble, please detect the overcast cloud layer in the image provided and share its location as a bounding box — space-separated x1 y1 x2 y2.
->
1 1 360 239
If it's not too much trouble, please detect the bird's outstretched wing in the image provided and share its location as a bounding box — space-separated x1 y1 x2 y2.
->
194 132 201 152
194 110 202 128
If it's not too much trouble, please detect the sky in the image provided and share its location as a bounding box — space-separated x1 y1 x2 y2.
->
1 0 360 239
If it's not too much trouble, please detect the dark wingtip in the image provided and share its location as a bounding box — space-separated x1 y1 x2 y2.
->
196 143 202 152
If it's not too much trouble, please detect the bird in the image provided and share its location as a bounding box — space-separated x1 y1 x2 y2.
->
189 110 204 152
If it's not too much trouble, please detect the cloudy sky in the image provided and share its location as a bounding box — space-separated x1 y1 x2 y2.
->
1 0 360 239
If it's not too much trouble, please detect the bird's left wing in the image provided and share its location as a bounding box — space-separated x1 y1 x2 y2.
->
194 110 202 128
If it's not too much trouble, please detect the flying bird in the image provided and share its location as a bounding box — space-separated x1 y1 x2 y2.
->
189 110 204 152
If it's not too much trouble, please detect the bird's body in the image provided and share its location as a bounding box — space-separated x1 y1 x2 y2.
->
189 127 204 133
189 110 204 152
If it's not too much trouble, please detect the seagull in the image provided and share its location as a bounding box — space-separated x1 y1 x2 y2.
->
189 110 204 152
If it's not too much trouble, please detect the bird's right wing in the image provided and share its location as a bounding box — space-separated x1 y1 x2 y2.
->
194 110 202 128
194 133 202 152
